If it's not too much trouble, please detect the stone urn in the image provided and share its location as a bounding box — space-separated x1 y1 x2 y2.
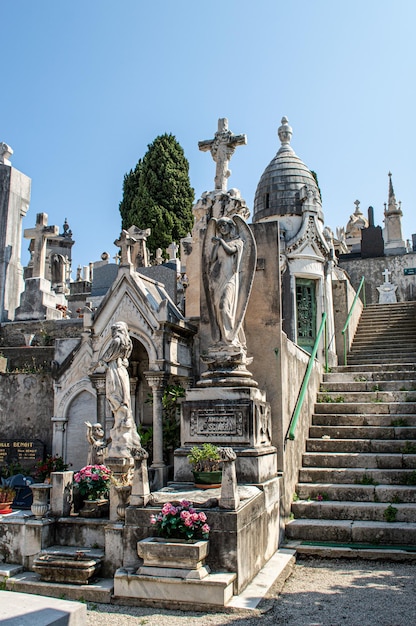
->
137 537 210 580
30 483 52 519
114 484 131 520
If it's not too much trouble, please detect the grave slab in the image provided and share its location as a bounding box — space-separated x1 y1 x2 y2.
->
0 590 86 625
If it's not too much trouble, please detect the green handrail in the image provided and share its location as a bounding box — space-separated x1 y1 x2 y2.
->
287 312 327 441
341 275 366 366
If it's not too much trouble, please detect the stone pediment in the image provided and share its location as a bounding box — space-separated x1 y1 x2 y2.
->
285 214 329 261
92 268 181 338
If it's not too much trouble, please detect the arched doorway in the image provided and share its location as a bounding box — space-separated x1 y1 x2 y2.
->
129 337 151 429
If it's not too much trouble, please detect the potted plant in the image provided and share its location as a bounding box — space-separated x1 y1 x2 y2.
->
187 443 222 488
0 486 16 513
137 500 211 578
73 464 112 518
33 454 68 483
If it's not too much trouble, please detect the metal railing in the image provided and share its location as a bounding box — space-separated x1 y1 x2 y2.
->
341 276 366 366
287 312 327 441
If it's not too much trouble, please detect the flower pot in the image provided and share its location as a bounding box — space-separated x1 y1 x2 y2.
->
79 498 109 518
0 502 13 514
30 483 51 519
192 470 222 489
137 537 210 579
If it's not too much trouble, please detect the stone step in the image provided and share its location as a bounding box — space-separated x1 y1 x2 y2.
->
312 413 416 426
298 466 416 485
349 348 416 358
292 500 416 522
317 390 416 403
320 380 416 392
323 370 416 383
332 363 416 374
352 334 416 344
296 482 416 503
309 425 416 439
5 570 114 603
302 452 416 469
292 542 416 561
348 355 416 364
314 401 416 414
306 438 416 454
285 519 416 545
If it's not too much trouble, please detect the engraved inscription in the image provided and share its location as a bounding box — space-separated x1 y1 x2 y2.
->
190 408 243 437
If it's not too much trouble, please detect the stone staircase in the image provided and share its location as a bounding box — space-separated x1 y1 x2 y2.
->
286 301 416 558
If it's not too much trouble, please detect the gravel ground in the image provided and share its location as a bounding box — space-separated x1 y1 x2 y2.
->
86 557 416 626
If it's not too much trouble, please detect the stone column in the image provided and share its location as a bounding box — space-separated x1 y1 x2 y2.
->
144 371 168 490
51 416 67 459
89 373 107 429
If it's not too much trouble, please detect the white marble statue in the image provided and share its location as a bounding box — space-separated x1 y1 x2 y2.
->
98 321 143 458
203 215 256 352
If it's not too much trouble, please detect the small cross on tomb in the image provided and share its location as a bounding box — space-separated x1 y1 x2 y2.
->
198 118 247 191
114 230 137 266
382 268 391 283
24 213 59 278
167 241 179 260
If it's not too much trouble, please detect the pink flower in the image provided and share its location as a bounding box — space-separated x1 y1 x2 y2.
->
198 512 207 522
184 518 193 527
180 510 191 520
150 515 157 525
191 513 199 522
202 524 210 534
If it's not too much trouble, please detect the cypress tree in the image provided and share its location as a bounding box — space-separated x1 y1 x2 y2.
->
119 134 194 256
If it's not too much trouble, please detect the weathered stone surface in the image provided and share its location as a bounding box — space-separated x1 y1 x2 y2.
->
0 590 87 625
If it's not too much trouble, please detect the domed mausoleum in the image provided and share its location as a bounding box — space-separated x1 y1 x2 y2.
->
253 117 336 361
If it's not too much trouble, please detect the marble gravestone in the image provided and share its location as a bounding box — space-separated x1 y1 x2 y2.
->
377 268 398 303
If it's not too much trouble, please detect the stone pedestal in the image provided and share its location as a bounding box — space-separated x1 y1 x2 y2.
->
50 471 73 517
175 386 276 484
14 277 65 321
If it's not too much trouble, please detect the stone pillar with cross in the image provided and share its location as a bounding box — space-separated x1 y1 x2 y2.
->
24 213 59 279
15 213 67 320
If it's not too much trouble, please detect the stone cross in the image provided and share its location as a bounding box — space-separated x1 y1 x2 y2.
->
114 230 137 266
382 268 391 283
167 241 179 260
127 226 151 268
198 118 247 191
24 213 59 278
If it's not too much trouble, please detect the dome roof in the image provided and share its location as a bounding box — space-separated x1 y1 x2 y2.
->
252 117 320 223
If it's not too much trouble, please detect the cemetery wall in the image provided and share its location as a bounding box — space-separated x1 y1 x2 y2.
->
339 252 416 304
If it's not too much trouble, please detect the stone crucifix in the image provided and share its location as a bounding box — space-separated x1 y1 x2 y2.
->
198 118 247 191
24 213 59 279
114 230 137 267
382 268 391 283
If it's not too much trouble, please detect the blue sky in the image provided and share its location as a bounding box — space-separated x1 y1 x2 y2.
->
2 1 415 273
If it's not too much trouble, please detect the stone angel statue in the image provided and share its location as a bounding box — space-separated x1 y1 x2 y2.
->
202 214 256 352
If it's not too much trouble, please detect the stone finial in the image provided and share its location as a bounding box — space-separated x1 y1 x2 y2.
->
0 142 13 165
277 116 293 152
